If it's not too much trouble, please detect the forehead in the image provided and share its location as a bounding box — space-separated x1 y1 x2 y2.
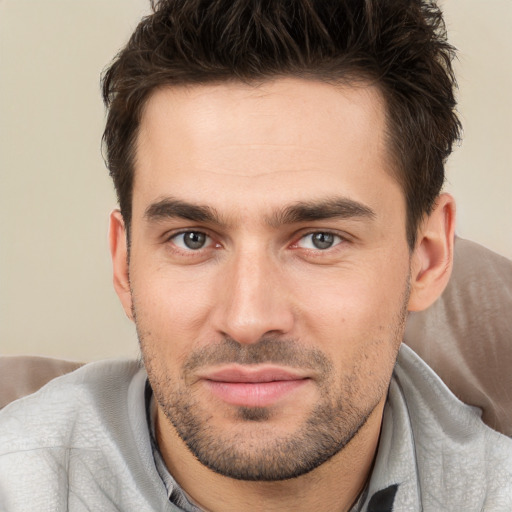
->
133 78 401 223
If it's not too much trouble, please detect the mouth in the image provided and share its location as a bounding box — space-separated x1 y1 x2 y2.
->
198 366 311 407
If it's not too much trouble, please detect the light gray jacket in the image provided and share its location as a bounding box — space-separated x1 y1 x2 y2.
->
0 345 511 511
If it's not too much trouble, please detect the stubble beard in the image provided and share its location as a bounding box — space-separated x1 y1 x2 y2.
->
134 283 410 482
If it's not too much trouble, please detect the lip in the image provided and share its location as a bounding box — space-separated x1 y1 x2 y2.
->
198 366 311 407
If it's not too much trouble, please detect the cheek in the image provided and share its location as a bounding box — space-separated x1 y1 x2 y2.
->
130 260 217 353
290 256 409 359
305 274 407 407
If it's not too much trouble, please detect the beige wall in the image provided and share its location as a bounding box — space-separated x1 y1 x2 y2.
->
1 0 511 361
441 0 512 258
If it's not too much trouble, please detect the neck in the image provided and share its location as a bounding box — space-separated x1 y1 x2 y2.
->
155 399 384 512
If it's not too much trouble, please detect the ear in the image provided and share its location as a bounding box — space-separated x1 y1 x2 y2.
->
109 209 134 321
408 193 456 312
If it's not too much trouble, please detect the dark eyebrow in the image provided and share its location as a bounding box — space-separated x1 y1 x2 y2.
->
267 197 376 227
144 198 225 226
144 196 375 228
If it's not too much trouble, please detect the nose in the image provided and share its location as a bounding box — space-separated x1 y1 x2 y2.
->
211 247 295 345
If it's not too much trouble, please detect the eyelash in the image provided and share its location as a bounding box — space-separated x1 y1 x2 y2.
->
293 231 344 251
165 229 347 256
166 230 218 254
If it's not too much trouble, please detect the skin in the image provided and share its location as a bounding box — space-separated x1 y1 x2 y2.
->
110 78 455 511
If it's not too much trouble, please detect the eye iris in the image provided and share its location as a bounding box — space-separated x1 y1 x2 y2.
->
183 232 206 249
312 232 334 249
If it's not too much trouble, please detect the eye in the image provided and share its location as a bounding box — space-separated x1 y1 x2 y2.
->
171 231 212 251
297 232 342 250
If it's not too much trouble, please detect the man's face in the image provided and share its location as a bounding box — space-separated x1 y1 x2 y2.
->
124 78 412 480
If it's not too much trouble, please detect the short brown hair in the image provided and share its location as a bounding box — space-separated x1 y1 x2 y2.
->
102 0 461 248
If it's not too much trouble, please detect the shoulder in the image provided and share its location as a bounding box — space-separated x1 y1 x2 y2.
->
394 345 512 509
0 359 160 510
0 358 142 453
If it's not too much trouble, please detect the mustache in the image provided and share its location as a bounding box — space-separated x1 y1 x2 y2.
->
183 336 333 375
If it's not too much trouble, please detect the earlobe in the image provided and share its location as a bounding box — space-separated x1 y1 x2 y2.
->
109 210 134 321
408 193 456 312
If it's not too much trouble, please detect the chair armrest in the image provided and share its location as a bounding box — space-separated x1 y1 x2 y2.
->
0 355 83 409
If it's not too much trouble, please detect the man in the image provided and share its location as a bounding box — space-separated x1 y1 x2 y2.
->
0 0 511 510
